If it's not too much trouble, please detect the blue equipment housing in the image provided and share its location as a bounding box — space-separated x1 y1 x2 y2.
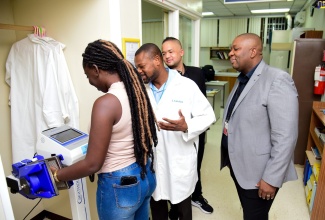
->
8 154 73 199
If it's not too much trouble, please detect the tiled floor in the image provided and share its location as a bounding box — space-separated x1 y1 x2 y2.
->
192 110 310 220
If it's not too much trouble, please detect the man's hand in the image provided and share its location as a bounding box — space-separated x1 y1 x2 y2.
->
256 179 276 200
158 109 188 132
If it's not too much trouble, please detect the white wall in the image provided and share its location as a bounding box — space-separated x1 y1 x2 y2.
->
121 0 142 41
179 0 202 13
142 1 164 21
0 0 141 219
1 0 324 218
0 0 46 219
304 7 325 38
0 0 16 184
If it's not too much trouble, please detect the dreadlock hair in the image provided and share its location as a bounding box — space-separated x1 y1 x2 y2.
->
82 40 158 179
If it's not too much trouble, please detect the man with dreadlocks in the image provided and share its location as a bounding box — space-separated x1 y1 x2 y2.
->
134 43 216 220
50 40 158 220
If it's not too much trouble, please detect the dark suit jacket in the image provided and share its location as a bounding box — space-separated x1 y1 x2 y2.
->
183 64 206 97
183 64 208 139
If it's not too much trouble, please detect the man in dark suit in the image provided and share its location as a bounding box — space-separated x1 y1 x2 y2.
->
161 37 213 219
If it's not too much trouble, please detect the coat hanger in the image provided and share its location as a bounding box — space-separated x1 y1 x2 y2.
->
33 26 46 37
0 23 46 37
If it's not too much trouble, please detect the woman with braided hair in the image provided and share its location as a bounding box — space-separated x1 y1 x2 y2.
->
51 40 158 220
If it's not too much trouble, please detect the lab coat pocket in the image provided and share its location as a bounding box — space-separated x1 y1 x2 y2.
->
170 154 196 178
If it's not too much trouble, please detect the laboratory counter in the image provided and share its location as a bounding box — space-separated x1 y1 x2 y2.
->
205 81 229 108
214 71 239 92
206 89 221 122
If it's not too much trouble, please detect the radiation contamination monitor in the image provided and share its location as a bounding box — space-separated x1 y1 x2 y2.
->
36 125 91 220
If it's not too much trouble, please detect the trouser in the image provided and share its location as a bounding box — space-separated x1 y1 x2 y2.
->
96 160 156 220
150 196 192 220
229 166 279 220
169 132 206 215
192 131 206 198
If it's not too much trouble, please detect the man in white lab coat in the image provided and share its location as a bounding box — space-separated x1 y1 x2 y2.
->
134 43 215 220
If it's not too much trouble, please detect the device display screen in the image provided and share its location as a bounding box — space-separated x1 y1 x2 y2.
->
51 129 83 144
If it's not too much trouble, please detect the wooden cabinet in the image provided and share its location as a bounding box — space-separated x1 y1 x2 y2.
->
210 47 230 60
307 101 325 219
301 31 323 39
214 75 236 92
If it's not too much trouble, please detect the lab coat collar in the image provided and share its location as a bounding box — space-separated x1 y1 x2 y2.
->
27 34 66 49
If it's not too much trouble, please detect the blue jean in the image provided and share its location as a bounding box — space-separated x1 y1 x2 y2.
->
96 160 156 220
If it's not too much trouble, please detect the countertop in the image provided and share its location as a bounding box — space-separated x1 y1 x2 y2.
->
214 71 239 77
206 81 228 86
206 89 220 96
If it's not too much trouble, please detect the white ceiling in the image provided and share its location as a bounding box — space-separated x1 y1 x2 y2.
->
202 0 309 17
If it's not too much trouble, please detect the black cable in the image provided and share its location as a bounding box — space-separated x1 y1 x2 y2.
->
23 198 42 220
89 174 95 182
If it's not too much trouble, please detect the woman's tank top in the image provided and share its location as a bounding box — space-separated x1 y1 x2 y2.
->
98 82 136 173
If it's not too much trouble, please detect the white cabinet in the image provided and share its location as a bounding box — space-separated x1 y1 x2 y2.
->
200 19 218 47
248 17 262 35
207 90 221 122
206 81 229 108
142 21 164 46
200 17 276 50
219 18 247 47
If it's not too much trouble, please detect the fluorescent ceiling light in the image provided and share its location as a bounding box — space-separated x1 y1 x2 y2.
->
202 12 214 16
251 8 290 14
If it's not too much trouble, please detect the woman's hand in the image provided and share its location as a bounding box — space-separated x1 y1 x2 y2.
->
50 166 60 182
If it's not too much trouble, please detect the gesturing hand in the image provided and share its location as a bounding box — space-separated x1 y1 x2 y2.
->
158 109 188 132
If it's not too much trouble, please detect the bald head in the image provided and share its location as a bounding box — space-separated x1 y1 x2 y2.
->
229 33 263 74
236 33 263 56
162 37 183 48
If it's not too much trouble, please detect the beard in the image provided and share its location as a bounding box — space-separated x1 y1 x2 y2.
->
141 72 154 84
142 75 150 84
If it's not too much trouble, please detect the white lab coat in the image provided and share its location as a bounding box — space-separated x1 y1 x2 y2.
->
147 69 216 204
5 34 79 162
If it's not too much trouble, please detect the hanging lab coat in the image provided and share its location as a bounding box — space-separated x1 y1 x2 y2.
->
147 69 216 204
5 34 79 162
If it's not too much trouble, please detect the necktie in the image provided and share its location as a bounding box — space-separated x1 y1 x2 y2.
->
221 76 249 166
225 78 248 122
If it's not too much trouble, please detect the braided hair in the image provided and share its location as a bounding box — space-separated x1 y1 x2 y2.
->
82 40 158 178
